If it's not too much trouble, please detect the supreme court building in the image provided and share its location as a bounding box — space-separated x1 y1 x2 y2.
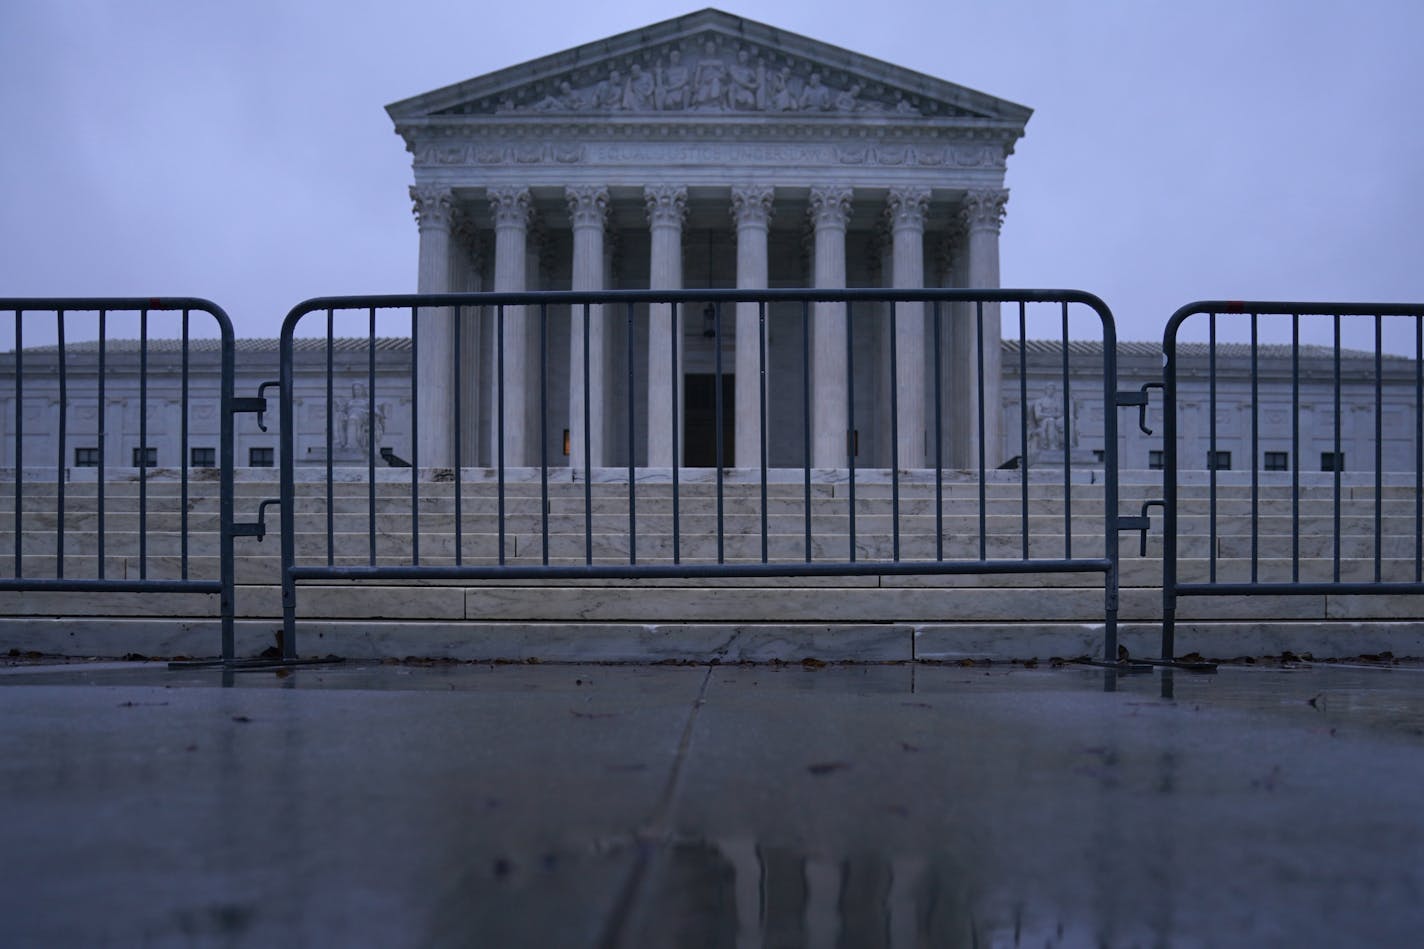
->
387 9 1031 472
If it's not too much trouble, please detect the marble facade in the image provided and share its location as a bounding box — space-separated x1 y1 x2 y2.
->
386 9 1030 471
3 338 1419 476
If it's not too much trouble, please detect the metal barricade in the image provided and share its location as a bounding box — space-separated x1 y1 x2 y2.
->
1160 301 1424 659
0 298 250 660
277 288 1132 661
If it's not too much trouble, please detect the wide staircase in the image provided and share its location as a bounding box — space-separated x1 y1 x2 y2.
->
3 469 1423 661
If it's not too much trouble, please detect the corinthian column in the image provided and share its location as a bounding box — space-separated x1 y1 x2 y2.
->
489 186 533 468
886 186 930 469
644 185 687 467
960 188 1008 468
411 184 455 468
567 186 609 470
451 209 484 467
808 186 852 467
731 185 774 469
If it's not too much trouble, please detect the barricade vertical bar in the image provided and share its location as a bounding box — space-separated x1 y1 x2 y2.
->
279 305 297 661
1250 313 1259 582
97 311 105 578
671 302 680 565
847 300 857 563
1208 313 1217 583
139 309 148 579
411 305 420 566
497 305 506 566
1058 302 1070 561
325 309 335 567
582 302 592 566
714 301 725 564
12 311 21 578
888 302 900 561
179 310 188 580
802 300 811 563
217 304 236 662
1292 314 1300 581
1372 310 1384 581
1416 315 1422 583
453 306 463 566
759 302 768 564
1161 312 1179 660
56 310 66 578
933 301 944 561
1333 314 1342 582
367 307 377 567
626 302 636 565
1018 302 1029 560
1101 299 1121 662
1374 313 1383 582
978 301 988 561
540 303 549 567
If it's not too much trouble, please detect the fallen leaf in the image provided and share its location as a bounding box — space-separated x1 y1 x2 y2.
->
807 761 851 776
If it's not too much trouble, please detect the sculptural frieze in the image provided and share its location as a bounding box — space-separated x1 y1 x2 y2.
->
446 38 953 118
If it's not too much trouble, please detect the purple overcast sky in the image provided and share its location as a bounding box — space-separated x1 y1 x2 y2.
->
2 1 1421 348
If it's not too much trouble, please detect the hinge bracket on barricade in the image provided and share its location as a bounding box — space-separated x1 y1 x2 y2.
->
1116 382 1164 435
231 498 280 543
1118 499 1165 556
232 381 281 432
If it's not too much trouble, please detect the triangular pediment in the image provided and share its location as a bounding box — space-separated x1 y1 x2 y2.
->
387 9 1031 126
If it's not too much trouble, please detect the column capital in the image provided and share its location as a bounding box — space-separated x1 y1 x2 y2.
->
807 185 853 231
644 185 688 228
885 186 931 232
566 185 610 230
410 185 454 231
730 185 775 230
488 186 533 230
960 188 1009 235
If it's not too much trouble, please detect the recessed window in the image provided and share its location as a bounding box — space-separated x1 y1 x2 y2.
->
1321 451 1345 473
1264 451 1289 472
1207 450 1232 471
1148 450 1164 471
131 447 157 468
190 447 216 468
74 447 100 468
249 447 274 468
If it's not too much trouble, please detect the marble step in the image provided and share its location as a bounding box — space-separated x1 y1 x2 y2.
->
10 506 1422 539
3 554 1417 588
3 530 1417 564
5 615 1422 663
5 581 1415 624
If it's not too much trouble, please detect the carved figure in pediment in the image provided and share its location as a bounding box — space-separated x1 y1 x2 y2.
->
535 80 583 112
893 91 919 115
799 72 832 111
595 69 624 110
766 66 796 111
727 48 760 110
623 63 656 111
657 49 692 110
692 40 727 109
834 83 862 112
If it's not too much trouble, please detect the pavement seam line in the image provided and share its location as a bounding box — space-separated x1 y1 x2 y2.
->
595 663 716 949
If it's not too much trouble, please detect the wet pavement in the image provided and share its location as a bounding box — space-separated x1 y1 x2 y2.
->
1 658 1421 947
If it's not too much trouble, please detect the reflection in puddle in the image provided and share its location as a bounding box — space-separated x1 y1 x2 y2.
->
632 838 1134 948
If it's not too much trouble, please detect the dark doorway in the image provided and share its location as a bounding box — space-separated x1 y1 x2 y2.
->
684 373 735 467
